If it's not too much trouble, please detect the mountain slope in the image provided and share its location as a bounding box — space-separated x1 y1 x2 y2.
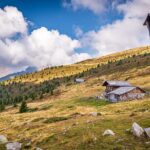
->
3 46 150 84
0 66 37 82
0 46 150 150
0 46 149 107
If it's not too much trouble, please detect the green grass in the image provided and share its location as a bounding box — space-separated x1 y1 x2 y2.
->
75 97 110 107
0 46 150 150
36 111 150 150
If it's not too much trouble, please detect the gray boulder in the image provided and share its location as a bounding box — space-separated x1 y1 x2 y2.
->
144 128 150 138
6 142 22 150
103 129 115 136
0 135 8 144
132 122 144 137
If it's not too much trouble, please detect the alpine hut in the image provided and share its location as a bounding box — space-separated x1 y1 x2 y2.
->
102 81 145 102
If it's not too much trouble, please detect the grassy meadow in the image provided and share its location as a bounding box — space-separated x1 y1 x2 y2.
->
0 46 150 150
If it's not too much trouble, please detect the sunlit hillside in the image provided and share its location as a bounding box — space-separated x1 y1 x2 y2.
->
0 46 150 150
5 46 150 84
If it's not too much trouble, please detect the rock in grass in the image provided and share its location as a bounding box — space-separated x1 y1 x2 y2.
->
0 135 8 144
144 128 150 138
6 142 22 150
90 112 97 116
103 129 115 136
132 122 144 137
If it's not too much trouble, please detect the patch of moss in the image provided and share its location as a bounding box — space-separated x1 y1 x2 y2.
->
75 97 110 107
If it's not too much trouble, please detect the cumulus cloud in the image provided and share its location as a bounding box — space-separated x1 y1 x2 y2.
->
0 6 27 38
63 0 107 14
117 0 150 18
74 26 83 37
0 27 90 68
0 6 90 77
80 0 150 56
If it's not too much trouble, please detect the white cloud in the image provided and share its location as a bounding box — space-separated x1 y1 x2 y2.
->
74 26 83 37
0 67 13 78
0 6 90 77
63 0 107 14
0 27 90 70
80 0 150 56
0 6 27 38
117 0 150 18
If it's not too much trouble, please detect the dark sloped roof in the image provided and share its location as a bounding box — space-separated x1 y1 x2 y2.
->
107 87 145 95
144 13 150 25
102 80 131 87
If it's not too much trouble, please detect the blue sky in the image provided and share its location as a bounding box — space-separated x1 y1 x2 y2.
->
0 0 124 38
0 0 149 77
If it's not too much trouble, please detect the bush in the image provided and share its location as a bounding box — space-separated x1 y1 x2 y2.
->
116 60 123 66
19 101 28 113
0 103 5 112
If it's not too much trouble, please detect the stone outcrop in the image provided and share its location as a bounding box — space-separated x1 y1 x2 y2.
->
131 122 144 137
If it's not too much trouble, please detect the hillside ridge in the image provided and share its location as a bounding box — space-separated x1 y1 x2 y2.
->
3 45 150 84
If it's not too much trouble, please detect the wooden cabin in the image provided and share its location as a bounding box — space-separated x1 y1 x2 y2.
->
106 86 145 102
102 81 131 93
144 13 150 36
102 81 145 102
75 78 85 83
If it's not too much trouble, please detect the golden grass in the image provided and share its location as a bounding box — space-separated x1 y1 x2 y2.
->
0 46 150 149
4 45 150 84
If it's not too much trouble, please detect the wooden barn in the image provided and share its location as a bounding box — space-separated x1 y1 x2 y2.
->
102 80 132 93
75 78 85 83
103 81 145 102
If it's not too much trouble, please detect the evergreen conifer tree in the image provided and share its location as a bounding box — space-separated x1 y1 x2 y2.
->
0 103 5 112
19 101 28 113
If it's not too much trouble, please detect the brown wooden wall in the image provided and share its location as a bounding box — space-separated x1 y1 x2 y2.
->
105 86 119 93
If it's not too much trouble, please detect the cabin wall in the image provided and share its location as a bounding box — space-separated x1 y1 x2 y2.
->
119 88 145 101
107 88 145 102
107 94 118 102
105 86 119 93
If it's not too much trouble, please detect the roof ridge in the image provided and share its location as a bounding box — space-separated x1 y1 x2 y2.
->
107 86 136 95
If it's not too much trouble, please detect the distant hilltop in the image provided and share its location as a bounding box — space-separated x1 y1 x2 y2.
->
0 66 37 82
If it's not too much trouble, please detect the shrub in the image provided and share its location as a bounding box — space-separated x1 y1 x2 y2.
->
19 101 28 113
0 103 5 112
